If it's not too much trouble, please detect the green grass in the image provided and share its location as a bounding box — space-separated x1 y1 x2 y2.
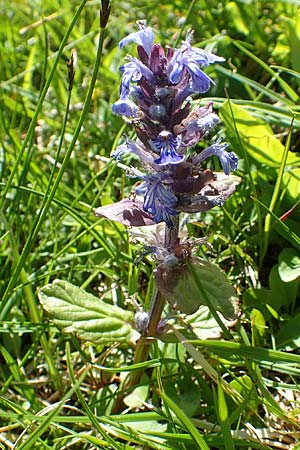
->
1 0 300 449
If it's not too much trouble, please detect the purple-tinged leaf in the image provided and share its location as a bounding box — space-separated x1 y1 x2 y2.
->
95 198 155 227
155 257 237 319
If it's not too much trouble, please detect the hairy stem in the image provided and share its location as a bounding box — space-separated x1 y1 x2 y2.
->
113 218 180 413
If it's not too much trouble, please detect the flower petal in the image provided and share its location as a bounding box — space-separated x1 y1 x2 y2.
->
151 131 184 166
193 143 238 175
136 174 179 227
168 40 224 93
120 57 156 99
111 99 139 117
119 23 154 56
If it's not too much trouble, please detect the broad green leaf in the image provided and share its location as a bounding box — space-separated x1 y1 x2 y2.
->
275 314 300 350
278 248 300 282
155 257 237 319
162 306 234 344
186 306 235 340
229 375 258 413
124 375 150 408
165 378 201 418
251 309 266 343
283 168 300 204
220 101 299 167
269 265 298 310
39 279 135 344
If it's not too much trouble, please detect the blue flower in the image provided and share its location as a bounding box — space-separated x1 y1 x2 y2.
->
153 204 179 228
119 21 155 56
188 45 225 67
112 99 139 117
120 57 156 99
194 143 238 175
217 150 238 175
135 174 178 227
111 140 155 165
111 142 133 161
150 131 184 165
181 112 220 146
168 41 224 93
171 59 213 93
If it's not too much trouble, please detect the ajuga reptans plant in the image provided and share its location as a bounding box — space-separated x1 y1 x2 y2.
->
96 21 240 330
39 16 240 411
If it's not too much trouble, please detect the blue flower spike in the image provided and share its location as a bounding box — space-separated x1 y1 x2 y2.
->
107 23 238 227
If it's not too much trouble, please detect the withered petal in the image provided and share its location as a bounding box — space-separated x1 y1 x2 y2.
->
95 198 155 227
178 173 241 213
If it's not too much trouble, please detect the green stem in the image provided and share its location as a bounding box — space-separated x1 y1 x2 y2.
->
146 216 179 336
112 334 152 413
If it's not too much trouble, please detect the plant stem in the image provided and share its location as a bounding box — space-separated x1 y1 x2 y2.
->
147 290 166 337
113 218 180 412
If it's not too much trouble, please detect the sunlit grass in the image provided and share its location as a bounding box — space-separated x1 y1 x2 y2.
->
0 1 300 449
